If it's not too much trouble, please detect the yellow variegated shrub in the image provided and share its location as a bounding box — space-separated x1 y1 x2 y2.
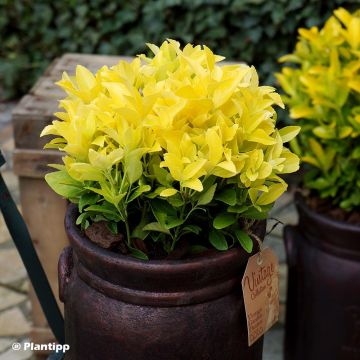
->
277 8 360 212
42 40 299 258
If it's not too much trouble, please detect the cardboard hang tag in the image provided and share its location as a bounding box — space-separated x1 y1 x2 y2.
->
241 247 280 346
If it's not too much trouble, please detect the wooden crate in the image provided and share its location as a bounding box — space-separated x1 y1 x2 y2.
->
12 53 129 357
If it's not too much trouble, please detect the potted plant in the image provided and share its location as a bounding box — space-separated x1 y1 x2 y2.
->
41 40 300 360
277 7 360 360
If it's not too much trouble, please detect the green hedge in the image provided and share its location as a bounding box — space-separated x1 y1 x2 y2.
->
0 0 358 99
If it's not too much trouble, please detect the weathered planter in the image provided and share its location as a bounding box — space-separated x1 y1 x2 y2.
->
59 204 265 360
284 194 360 360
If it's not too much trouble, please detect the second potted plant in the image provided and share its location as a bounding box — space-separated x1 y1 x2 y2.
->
277 7 360 360
42 40 300 359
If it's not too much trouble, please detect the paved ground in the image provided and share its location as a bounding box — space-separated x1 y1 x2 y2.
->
0 101 297 359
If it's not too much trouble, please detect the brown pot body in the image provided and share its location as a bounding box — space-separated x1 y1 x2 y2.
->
60 204 264 360
284 194 360 360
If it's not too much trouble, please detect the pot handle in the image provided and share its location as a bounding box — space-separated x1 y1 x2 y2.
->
283 225 298 268
58 246 73 303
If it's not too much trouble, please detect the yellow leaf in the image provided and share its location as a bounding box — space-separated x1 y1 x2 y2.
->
206 128 223 165
248 129 276 145
279 126 301 143
76 65 96 91
182 178 203 192
160 188 178 197
302 156 320 168
256 183 287 206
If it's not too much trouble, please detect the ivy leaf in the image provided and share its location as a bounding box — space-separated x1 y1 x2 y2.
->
209 229 228 251
215 188 237 206
197 184 217 205
213 213 236 229
235 229 253 253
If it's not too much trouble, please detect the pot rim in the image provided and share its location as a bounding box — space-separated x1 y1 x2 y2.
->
295 192 360 233
65 203 248 270
64 204 260 305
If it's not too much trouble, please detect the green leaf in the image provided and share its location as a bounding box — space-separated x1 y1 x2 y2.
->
84 204 118 216
131 216 150 240
45 170 83 198
242 206 270 219
76 212 88 225
197 184 217 205
209 229 228 251
106 222 118 234
235 229 253 253
142 222 171 235
215 188 237 206
227 205 248 214
167 193 185 207
129 247 149 260
181 225 202 235
164 217 184 230
150 198 176 227
127 184 151 203
79 192 99 212
213 213 236 229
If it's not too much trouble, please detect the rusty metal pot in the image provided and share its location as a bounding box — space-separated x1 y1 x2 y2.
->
59 204 265 360
284 194 360 360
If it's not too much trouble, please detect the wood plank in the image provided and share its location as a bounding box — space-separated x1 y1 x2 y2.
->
49 53 131 78
12 95 57 149
12 94 58 118
13 149 63 178
21 176 68 358
30 76 65 98
43 57 61 76
19 177 68 322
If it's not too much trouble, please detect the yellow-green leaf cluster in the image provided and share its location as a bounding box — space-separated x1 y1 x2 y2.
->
42 40 299 255
277 8 360 211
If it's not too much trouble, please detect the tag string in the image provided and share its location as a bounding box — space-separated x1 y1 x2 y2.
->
248 231 264 265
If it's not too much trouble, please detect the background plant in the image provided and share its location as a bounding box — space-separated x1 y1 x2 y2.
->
1 0 359 100
276 7 360 212
42 40 299 259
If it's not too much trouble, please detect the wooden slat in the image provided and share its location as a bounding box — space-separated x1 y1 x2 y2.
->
49 53 131 78
13 94 58 118
13 149 63 178
30 77 65 98
19 177 68 358
12 95 57 149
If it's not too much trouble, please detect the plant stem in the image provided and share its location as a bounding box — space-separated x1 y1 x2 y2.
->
124 220 131 247
170 189 188 251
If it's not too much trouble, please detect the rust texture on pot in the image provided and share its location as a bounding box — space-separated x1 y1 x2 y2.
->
60 204 265 360
284 193 360 360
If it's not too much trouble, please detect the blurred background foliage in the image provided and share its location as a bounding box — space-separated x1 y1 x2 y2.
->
0 0 359 100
